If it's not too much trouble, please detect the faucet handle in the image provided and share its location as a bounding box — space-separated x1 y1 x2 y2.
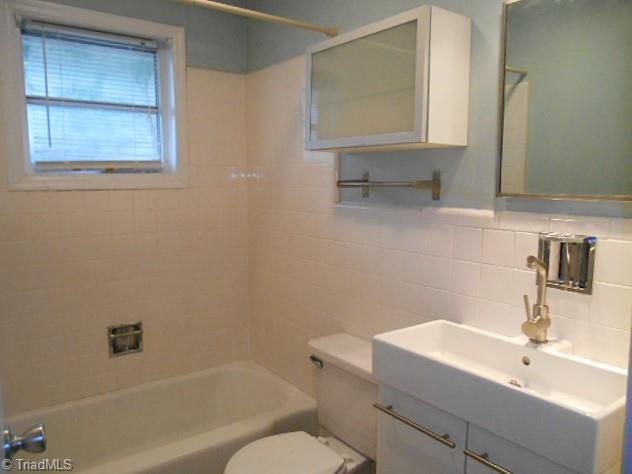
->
3 424 46 460
522 294 532 321
521 319 540 341
526 255 547 271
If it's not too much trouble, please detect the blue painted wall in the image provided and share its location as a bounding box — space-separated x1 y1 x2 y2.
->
245 0 630 217
245 0 501 74
44 0 248 73
40 0 630 216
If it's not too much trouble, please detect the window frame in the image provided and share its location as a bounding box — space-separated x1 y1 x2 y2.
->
0 0 188 190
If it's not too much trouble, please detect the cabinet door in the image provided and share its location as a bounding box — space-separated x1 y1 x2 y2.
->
305 7 429 150
377 384 467 474
465 424 575 474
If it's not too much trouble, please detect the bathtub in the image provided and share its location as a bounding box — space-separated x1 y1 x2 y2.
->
6 361 317 473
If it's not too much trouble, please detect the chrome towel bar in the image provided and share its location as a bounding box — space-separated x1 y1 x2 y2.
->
337 170 441 200
373 402 455 449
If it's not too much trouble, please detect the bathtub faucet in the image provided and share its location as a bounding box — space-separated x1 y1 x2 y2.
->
3 424 47 460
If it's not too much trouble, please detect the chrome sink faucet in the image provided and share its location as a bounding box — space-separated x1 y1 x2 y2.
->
522 255 551 343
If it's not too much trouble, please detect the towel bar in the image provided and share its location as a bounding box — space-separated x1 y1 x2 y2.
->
337 170 440 200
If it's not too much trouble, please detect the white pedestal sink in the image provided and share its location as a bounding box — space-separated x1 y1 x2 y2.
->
373 320 627 473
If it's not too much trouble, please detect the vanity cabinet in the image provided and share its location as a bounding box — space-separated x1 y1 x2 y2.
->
376 385 467 474
376 385 590 474
373 321 626 474
465 425 575 474
305 6 471 152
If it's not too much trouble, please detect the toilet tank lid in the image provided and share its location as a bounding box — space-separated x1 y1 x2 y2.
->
308 334 374 383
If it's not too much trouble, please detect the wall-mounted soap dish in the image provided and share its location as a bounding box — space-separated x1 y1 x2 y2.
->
108 322 143 357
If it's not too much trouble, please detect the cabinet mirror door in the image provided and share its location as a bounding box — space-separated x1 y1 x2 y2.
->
306 8 429 150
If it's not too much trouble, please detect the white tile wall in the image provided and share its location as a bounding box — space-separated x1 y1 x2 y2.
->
246 56 631 398
482 229 515 267
0 68 250 415
453 226 483 262
2 56 630 417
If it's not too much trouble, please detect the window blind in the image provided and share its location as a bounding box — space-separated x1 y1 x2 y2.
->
21 22 163 169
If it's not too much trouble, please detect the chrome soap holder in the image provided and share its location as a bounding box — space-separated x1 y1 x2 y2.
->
108 322 143 357
538 233 596 295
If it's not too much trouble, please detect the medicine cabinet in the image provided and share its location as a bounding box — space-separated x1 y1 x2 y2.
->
305 6 471 153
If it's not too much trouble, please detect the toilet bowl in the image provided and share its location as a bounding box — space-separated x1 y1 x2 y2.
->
224 333 376 474
224 432 369 474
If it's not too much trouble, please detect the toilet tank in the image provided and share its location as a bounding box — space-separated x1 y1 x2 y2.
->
308 334 377 460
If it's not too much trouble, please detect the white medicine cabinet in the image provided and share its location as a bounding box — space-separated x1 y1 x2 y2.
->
305 6 471 152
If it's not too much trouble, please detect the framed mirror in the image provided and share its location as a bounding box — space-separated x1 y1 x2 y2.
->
498 0 632 201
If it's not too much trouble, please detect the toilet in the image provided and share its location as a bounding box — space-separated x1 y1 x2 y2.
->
225 333 376 474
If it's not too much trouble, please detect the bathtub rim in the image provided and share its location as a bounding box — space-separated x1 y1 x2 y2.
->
5 360 305 422
6 360 317 472
80 391 316 474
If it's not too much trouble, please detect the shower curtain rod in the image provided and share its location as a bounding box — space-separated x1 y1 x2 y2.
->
505 65 528 76
174 0 338 37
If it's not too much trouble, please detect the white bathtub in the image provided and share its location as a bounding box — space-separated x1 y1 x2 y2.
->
6 361 317 473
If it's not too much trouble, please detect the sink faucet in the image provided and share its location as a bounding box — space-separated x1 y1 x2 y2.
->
522 255 551 343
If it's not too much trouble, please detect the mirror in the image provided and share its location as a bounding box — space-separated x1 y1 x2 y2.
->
498 0 632 200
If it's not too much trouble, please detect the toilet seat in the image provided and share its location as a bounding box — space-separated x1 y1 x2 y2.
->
224 431 347 474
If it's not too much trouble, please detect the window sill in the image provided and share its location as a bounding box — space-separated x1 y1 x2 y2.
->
9 172 188 191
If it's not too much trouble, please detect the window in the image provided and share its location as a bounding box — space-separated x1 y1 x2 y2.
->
22 23 163 170
1 0 187 190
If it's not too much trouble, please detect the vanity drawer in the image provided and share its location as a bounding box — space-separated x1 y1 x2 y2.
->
465 424 575 474
376 384 467 474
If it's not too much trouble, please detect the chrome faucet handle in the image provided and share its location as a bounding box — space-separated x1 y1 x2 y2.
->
522 294 532 321
3 424 46 460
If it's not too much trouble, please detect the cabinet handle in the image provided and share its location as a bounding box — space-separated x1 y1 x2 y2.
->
373 403 456 449
464 449 513 474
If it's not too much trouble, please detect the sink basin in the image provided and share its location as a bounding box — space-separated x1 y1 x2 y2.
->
373 320 627 473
